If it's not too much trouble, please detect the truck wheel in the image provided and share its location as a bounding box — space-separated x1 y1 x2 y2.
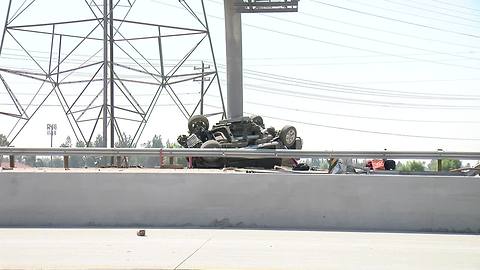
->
280 125 297 148
200 140 221 162
188 115 209 133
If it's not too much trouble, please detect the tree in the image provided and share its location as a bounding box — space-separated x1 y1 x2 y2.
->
58 136 87 168
71 140 98 168
60 136 72 148
70 140 88 168
398 161 425 172
428 159 462 172
143 135 164 148
87 135 106 166
0 134 9 146
142 135 164 168
114 133 139 167
115 133 133 148
166 140 187 167
93 134 104 147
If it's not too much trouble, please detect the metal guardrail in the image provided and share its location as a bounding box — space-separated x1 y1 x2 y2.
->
1 147 480 160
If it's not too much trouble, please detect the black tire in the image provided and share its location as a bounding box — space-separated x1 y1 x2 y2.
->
188 115 209 133
384 160 396 170
200 140 221 163
279 125 297 148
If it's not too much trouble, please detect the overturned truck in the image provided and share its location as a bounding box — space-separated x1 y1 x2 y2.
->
177 115 302 168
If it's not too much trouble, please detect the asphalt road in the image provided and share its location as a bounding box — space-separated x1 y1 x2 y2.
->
0 229 479 270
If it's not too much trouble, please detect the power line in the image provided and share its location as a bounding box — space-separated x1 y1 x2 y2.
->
298 11 480 50
262 114 480 141
206 0 480 65
240 59 478 67
240 77 480 105
5 3 478 76
4 43 478 101
241 68 480 99
401 0 480 18
215 65 480 100
4 50 480 90
211 75 474 111
341 77 480 85
239 82 480 110
203 104 480 141
310 0 480 39
334 0 480 29
0 91 199 97
261 13 480 62
1 48 203 63
380 0 480 24
428 0 480 14
239 24 480 71
5 47 479 67
244 100 480 124
153 0 480 71
242 51 480 61
5 59 477 105
0 103 193 107
3 52 478 102
4 3 480 107
8 45 480 61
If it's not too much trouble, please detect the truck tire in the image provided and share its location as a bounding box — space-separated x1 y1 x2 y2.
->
188 115 209 133
280 125 297 148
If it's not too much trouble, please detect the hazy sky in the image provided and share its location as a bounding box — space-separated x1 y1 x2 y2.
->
1 0 479 151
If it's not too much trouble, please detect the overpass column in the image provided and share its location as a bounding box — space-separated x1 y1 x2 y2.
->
224 0 243 119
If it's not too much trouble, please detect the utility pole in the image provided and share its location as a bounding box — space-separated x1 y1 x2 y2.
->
223 0 299 119
194 61 211 115
224 0 243 119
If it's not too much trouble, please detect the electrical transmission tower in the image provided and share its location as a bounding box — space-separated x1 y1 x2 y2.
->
0 0 225 147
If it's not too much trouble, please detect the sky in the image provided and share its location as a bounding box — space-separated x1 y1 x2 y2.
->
0 0 480 151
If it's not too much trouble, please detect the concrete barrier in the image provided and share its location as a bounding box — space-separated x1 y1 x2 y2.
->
0 170 479 232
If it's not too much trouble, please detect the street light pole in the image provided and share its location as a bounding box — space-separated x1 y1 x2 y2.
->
47 124 57 166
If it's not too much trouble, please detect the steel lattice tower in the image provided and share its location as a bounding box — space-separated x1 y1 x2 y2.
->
0 0 226 147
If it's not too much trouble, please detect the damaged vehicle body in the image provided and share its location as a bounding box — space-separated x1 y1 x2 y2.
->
177 115 302 168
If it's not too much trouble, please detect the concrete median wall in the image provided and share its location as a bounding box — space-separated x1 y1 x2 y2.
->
0 170 479 233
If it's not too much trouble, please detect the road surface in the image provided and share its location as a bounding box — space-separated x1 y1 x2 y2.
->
0 229 479 269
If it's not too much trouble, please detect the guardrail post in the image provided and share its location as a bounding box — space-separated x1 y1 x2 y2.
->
9 155 14 168
159 150 164 168
437 159 443 172
63 155 69 170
